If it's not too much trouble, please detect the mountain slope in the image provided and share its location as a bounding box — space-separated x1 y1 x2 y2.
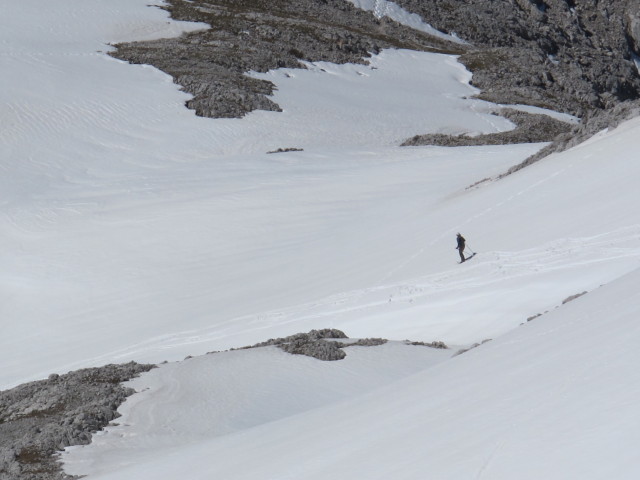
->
0 0 538 390
393 0 640 115
63 261 640 480
2 1 640 479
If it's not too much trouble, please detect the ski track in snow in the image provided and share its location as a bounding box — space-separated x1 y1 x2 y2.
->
2 0 639 392
77 224 640 363
3 1 640 479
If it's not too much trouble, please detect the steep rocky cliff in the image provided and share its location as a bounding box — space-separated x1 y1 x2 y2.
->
393 0 640 116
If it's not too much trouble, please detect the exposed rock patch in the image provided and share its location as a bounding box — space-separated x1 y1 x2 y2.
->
111 0 640 172
391 0 640 173
239 329 389 361
403 340 448 349
0 362 154 480
112 0 460 118
112 0 640 119
233 329 449 360
562 291 588 304
392 0 640 117
267 147 304 154
401 109 572 147
4 330 450 477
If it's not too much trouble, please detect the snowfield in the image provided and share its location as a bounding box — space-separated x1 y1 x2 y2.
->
2 0 640 478
63 268 640 480
0 0 524 389
63 341 454 477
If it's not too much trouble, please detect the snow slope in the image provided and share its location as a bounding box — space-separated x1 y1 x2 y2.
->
3 0 640 478
63 341 453 476
64 266 640 479
60 93 640 478
1 0 526 389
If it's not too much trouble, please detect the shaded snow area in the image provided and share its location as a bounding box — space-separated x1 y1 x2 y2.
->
2 0 640 478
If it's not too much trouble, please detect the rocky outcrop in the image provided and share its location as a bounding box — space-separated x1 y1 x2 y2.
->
113 0 640 122
392 0 640 117
0 362 154 480
111 0 640 172
1 329 446 478
112 0 459 118
389 0 640 172
239 329 388 361
401 108 572 147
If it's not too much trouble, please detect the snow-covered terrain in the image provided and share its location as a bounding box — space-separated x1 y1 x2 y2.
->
64 267 640 480
63 341 454 477
2 0 640 478
1 0 523 389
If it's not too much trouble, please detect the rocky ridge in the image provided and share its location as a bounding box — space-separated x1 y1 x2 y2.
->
0 363 154 480
502 97 640 176
232 328 392 360
393 0 640 117
391 0 640 168
401 108 573 147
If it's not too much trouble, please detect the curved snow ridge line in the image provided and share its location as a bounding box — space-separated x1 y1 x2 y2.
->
346 0 468 45
381 148 582 282
61 342 453 479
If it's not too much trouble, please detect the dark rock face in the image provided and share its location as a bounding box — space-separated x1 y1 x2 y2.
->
392 0 640 117
502 97 640 176
112 0 459 118
0 362 154 480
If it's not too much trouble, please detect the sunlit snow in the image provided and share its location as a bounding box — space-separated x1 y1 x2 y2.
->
1 0 521 389
2 0 640 479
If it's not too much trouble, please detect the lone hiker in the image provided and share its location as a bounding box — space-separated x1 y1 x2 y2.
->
456 233 466 263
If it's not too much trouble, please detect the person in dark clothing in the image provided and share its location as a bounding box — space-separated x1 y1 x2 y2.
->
456 233 466 262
